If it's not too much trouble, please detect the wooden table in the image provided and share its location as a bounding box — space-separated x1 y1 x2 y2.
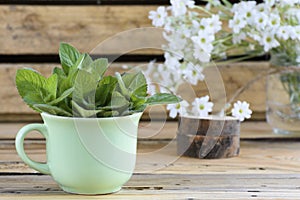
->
1 121 300 199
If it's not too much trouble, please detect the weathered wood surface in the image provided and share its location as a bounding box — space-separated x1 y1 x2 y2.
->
0 5 164 55
1 140 300 174
1 121 300 140
0 174 300 199
1 120 300 199
0 62 268 121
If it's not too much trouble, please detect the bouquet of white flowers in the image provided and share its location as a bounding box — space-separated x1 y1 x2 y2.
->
145 0 300 121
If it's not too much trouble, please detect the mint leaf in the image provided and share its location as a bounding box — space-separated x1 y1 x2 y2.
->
59 43 81 75
44 73 58 101
49 87 74 105
110 91 130 114
82 54 93 69
52 67 66 77
145 93 181 105
88 58 108 81
71 100 104 118
73 69 98 109
115 72 131 99
34 104 72 117
16 69 45 107
122 71 147 97
15 43 182 118
95 76 117 107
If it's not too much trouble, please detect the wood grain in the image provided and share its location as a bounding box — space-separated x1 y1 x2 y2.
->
0 174 300 199
2 121 300 199
0 120 299 140
2 139 300 174
0 5 164 55
0 62 269 121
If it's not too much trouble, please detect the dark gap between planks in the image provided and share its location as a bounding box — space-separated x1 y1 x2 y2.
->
0 0 257 6
0 54 269 63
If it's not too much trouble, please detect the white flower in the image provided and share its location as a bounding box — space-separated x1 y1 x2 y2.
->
231 1 256 13
149 6 168 27
277 26 293 40
170 0 195 17
261 32 280 52
191 30 214 53
229 15 247 34
296 55 300 64
264 0 275 7
163 31 188 52
231 101 252 122
193 45 211 63
253 12 268 29
290 26 300 41
182 63 205 85
268 13 281 28
164 52 181 69
206 0 221 9
200 15 222 33
192 95 214 117
167 100 189 118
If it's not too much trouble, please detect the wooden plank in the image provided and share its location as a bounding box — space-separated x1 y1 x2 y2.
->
2 140 300 174
0 62 269 121
1 121 299 140
0 174 299 199
0 5 165 55
0 0 173 5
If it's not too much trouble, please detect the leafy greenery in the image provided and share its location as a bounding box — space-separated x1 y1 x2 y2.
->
15 43 181 118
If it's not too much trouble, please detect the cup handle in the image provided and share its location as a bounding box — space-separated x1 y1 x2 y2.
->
15 124 51 175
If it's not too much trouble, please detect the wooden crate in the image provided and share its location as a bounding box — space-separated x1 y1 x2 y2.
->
0 1 269 122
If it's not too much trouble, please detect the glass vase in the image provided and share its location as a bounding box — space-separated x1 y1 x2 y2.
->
266 53 300 134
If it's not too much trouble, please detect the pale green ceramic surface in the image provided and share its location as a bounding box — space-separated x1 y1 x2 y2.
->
15 112 143 194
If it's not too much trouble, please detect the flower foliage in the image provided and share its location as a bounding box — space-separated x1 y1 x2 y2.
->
144 0 300 120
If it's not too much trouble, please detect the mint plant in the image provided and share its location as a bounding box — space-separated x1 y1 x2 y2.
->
16 43 181 118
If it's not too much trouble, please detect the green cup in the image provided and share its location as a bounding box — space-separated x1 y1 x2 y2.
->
15 112 143 194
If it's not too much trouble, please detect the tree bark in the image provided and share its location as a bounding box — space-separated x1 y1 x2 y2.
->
177 116 240 159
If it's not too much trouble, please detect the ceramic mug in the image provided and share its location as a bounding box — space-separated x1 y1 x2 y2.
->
15 112 143 194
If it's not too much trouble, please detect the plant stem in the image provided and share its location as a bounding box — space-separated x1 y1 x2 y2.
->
227 67 300 107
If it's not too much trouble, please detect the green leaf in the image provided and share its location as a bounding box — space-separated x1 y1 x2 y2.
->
81 54 93 69
52 67 66 77
15 69 58 112
73 69 98 109
88 58 109 81
59 43 81 75
44 73 58 101
122 71 147 97
71 100 104 118
34 104 73 117
145 93 182 105
101 110 119 117
70 53 85 73
49 87 74 105
95 76 117 107
110 91 130 113
115 72 131 99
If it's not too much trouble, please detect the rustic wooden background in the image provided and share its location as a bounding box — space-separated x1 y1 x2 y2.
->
0 0 269 122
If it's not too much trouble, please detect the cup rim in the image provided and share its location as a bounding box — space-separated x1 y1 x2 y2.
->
41 112 143 121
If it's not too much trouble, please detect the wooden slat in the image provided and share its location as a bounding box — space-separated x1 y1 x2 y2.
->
2 140 300 174
0 174 300 199
0 0 173 5
0 5 165 55
0 62 269 121
1 121 299 140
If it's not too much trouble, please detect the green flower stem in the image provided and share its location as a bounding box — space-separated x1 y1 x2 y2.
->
193 5 213 16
